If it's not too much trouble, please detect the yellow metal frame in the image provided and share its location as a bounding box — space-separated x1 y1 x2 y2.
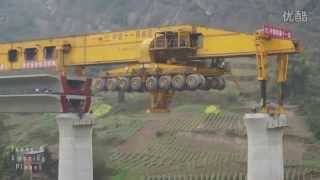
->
0 24 301 113
0 24 299 71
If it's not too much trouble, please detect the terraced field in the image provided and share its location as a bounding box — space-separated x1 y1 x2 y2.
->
106 110 320 180
144 169 315 180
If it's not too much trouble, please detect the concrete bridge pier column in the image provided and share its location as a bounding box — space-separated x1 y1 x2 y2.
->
244 113 288 180
73 115 95 180
56 114 95 180
56 114 76 180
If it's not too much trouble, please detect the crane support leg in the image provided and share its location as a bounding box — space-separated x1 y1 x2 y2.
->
148 90 174 113
57 48 66 74
276 54 288 111
256 50 268 109
260 80 267 108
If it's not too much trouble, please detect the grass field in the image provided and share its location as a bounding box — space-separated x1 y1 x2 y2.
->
100 103 320 180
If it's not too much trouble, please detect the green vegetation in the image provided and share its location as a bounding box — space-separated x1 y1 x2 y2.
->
2 114 58 147
92 103 112 117
1 88 320 179
204 105 221 115
21 171 31 180
111 170 141 180
0 120 6 179
287 52 320 140
0 0 319 179
0 115 11 179
105 107 318 180
172 104 207 113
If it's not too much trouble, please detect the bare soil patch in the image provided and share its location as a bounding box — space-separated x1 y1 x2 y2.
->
176 131 247 154
117 114 170 153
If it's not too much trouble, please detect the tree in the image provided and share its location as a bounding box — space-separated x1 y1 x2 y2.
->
288 52 320 140
287 52 312 99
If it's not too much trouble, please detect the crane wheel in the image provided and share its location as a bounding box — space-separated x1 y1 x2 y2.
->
145 76 158 91
106 78 118 91
199 75 210 90
118 77 130 91
186 74 201 90
172 74 185 91
159 75 172 90
94 78 106 91
210 77 220 89
216 78 226 90
131 77 143 91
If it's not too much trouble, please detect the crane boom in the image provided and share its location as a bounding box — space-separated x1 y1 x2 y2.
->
0 24 301 113
0 25 299 68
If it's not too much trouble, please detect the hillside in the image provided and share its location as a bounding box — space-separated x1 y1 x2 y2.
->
0 0 320 180
1 88 320 180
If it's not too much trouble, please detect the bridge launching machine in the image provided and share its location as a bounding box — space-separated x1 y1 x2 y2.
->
0 24 301 113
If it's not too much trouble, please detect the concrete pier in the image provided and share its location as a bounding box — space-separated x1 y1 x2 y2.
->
244 113 288 180
56 114 95 180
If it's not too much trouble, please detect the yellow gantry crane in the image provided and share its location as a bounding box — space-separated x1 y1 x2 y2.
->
0 24 301 113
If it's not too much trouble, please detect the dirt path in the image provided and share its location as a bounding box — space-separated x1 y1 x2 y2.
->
117 114 170 153
176 131 247 154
